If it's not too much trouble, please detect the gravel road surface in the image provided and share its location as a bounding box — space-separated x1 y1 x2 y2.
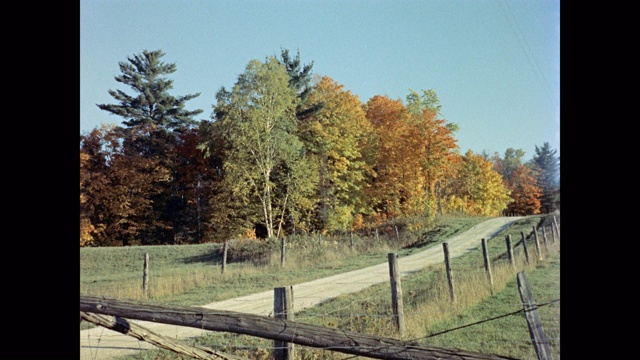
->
80 216 523 359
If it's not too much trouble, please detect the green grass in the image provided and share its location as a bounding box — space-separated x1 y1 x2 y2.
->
80 214 490 307
81 214 560 359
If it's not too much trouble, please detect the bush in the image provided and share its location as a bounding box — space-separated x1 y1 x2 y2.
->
225 237 280 265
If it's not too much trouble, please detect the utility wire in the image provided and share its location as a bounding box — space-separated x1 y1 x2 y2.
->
497 0 558 108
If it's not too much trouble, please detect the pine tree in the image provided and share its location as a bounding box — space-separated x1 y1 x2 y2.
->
97 49 202 132
531 142 560 213
96 49 203 244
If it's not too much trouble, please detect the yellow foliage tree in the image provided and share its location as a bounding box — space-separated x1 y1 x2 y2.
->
444 150 512 216
300 76 375 231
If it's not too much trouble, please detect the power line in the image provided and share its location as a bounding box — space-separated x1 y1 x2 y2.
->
498 0 559 108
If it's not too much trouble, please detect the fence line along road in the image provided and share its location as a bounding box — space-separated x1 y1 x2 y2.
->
80 216 524 360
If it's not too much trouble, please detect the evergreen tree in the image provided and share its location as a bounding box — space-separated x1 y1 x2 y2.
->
97 49 202 132
279 48 324 120
96 49 203 244
531 142 560 213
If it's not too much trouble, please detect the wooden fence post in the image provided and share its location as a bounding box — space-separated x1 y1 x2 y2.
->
550 224 557 244
533 226 542 260
521 231 530 265
350 232 354 252
375 228 379 242
83 294 525 360
221 240 228 275
142 252 149 298
387 253 405 336
442 243 456 303
394 226 400 242
517 272 553 360
274 286 295 360
542 226 548 249
553 216 560 239
280 238 286 268
506 235 515 270
481 239 493 294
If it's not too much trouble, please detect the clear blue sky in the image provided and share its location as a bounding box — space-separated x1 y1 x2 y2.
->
80 0 559 161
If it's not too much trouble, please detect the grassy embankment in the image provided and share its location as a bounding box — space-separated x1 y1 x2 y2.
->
81 214 559 360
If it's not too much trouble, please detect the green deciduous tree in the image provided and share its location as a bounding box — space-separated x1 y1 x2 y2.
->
212 57 310 238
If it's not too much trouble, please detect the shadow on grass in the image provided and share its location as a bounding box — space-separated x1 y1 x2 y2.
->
180 251 223 264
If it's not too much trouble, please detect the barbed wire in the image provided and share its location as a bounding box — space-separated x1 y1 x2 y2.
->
412 299 559 341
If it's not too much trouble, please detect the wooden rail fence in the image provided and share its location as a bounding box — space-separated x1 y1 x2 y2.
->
83 215 558 360
80 295 517 360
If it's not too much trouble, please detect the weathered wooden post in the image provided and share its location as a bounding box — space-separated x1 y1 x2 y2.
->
280 238 286 268
481 238 494 294
550 224 557 244
553 216 560 238
387 253 405 336
350 232 354 252
521 231 530 265
542 226 548 249
221 240 228 275
506 235 515 270
442 243 456 303
142 252 149 297
533 226 542 260
394 226 400 242
517 272 553 360
375 228 379 242
274 286 295 360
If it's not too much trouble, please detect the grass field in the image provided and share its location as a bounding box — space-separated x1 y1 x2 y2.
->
80 213 560 359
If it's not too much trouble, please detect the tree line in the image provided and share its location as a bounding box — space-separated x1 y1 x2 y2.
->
80 49 560 247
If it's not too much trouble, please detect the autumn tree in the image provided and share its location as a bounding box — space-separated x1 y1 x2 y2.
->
491 148 526 184
492 148 541 215
80 125 166 246
80 126 115 246
364 95 418 219
80 151 94 246
169 128 220 243
211 57 311 239
405 89 459 217
95 49 203 244
299 76 375 231
444 150 512 216
530 142 560 213
364 90 458 223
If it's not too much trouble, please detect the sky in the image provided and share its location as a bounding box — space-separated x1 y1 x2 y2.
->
80 0 560 161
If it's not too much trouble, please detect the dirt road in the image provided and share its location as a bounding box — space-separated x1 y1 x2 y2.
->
80 216 523 359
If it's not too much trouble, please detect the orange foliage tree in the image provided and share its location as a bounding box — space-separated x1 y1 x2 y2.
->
364 91 459 222
491 148 541 215
364 95 420 219
405 89 459 217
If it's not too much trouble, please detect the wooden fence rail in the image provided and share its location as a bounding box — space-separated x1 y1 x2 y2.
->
80 295 517 360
